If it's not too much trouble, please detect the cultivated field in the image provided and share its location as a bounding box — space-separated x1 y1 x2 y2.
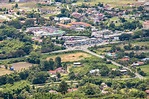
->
11 62 33 71
47 52 92 62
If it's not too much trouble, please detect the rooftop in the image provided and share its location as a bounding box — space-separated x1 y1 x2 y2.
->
143 20 149 25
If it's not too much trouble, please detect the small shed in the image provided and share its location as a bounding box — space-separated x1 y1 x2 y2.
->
73 62 82 67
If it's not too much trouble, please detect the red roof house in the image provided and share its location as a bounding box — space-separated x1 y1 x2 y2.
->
49 67 67 75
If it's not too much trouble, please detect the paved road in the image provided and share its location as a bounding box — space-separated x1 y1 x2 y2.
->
50 41 145 80
83 49 145 80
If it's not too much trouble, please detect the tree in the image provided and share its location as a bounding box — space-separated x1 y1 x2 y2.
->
63 63 67 70
120 17 126 23
27 52 40 64
56 72 61 78
24 19 34 27
69 71 75 80
32 72 49 84
7 76 14 84
54 57 62 68
58 81 68 94
79 83 101 95
100 66 110 76
14 3 18 8
41 59 54 71
8 19 22 29
36 17 45 25
119 34 132 41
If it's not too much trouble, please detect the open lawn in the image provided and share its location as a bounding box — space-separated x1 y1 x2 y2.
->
139 64 149 78
93 47 111 55
47 52 92 62
0 68 12 76
11 62 33 71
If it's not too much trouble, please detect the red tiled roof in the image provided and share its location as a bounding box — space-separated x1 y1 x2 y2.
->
49 67 66 74
137 62 144 65
143 20 149 25
120 57 129 61
145 90 149 94
49 70 57 74
67 88 78 92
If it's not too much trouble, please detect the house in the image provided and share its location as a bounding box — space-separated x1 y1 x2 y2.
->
120 56 130 61
131 61 144 66
145 90 149 94
73 62 82 67
89 69 100 74
144 2 149 11
119 69 127 75
67 88 78 92
106 52 117 58
49 67 67 75
54 17 71 24
100 82 108 89
49 90 58 94
71 12 82 19
141 58 149 61
143 20 149 29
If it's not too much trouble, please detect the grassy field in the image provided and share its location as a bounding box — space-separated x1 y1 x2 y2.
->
93 47 111 55
77 0 137 7
139 64 149 78
0 2 37 8
46 52 92 62
0 68 12 76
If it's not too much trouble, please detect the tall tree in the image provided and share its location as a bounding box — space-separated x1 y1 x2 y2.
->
58 81 68 94
54 57 62 68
